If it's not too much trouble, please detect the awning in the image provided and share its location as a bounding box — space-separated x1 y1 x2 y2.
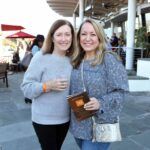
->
1 24 25 31
6 31 35 38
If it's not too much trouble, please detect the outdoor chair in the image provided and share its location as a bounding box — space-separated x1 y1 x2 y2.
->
0 63 8 87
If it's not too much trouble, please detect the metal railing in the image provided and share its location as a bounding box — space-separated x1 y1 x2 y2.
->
108 46 147 69
109 46 146 58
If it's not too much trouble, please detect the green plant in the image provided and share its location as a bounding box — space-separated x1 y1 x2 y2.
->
135 27 150 57
135 27 148 48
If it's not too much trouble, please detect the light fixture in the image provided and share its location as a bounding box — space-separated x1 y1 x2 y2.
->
85 5 91 11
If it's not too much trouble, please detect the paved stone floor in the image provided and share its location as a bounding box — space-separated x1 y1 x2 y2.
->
0 72 150 150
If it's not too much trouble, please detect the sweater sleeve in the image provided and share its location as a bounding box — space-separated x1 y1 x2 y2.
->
97 53 129 119
32 45 39 56
20 52 43 99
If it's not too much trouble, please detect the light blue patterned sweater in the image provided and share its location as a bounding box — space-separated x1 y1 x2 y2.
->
69 53 129 140
21 51 72 125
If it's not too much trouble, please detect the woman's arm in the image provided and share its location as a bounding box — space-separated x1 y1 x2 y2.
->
97 53 129 119
20 52 43 99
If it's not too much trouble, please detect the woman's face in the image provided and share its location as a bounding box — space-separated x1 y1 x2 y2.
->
53 25 72 54
80 22 99 52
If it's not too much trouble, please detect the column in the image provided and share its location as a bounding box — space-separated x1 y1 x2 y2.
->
121 22 126 39
79 0 84 25
126 0 137 70
73 13 76 29
141 13 146 27
110 21 114 36
137 5 142 28
114 25 118 36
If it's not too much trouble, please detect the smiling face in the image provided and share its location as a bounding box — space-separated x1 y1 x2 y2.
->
53 24 72 55
80 22 99 54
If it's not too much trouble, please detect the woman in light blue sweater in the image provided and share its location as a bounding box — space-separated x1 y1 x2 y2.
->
70 19 129 150
21 19 76 150
31 34 45 56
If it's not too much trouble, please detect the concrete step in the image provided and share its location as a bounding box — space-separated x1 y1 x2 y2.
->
128 75 150 92
128 75 149 80
137 58 150 78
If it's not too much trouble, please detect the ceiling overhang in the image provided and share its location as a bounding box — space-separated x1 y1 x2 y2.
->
47 0 78 17
46 0 147 20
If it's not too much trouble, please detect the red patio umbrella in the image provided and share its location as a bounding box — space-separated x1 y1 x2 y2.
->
6 31 35 38
1 24 25 31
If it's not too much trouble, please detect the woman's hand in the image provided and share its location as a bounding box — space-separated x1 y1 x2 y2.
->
44 78 68 92
84 97 100 110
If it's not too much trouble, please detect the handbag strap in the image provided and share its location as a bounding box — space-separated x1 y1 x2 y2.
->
81 60 97 123
81 59 86 92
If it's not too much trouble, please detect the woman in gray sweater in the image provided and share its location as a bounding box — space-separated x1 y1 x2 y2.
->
21 19 76 150
70 19 129 150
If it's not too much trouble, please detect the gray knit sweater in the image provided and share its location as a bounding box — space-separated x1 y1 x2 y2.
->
21 51 72 125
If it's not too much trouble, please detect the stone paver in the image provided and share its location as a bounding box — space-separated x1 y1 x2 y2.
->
0 72 150 150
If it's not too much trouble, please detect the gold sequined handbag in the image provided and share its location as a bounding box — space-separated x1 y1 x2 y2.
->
92 117 122 143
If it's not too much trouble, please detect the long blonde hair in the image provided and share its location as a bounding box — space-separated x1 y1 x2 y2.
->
72 18 108 68
42 19 76 57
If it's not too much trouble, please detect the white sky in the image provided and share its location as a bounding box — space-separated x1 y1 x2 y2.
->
0 0 74 36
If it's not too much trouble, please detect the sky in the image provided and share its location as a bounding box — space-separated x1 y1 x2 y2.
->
0 0 74 36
